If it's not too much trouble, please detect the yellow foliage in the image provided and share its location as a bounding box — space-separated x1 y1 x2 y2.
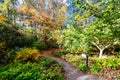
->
74 14 84 22
0 42 6 53
15 48 40 62
61 5 67 12
0 15 5 23
18 6 38 15
29 9 38 14
21 6 28 13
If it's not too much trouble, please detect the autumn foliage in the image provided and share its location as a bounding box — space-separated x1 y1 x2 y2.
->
17 5 67 30
0 14 5 23
15 48 40 62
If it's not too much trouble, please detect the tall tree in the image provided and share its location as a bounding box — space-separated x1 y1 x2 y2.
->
16 0 67 47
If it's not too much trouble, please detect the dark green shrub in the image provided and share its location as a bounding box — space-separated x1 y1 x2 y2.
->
118 51 120 55
52 51 69 57
32 40 48 50
5 49 17 62
0 46 19 65
0 42 7 64
0 42 6 53
0 22 38 48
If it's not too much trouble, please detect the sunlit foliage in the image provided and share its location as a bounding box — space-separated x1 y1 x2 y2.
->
0 14 5 23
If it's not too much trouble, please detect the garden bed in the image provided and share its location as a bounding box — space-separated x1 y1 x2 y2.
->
0 58 64 80
62 54 120 80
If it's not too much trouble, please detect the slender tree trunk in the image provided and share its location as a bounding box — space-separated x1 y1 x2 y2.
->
99 49 104 58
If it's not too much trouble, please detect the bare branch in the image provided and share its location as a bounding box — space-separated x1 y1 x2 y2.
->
104 44 111 49
91 41 101 50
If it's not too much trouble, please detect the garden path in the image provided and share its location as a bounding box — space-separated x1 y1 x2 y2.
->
41 49 103 80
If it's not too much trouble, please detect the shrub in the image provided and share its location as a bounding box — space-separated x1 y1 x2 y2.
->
52 51 69 57
0 42 6 53
6 47 19 61
0 42 7 64
0 44 20 65
63 54 120 73
2 49 16 64
0 58 64 80
78 63 88 71
32 40 48 50
15 48 40 62
90 64 101 73
0 22 38 48
90 57 120 71
118 51 120 55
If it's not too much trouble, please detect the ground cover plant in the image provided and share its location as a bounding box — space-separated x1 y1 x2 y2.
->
52 51 69 57
62 54 120 79
0 58 64 80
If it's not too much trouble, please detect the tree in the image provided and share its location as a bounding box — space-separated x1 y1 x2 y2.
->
74 0 120 58
17 0 67 30
53 0 120 58
16 0 67 47
83 21 114 58
75 0 120 37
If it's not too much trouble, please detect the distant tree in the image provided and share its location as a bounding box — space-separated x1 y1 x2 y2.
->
15 0 68 47
0 0 18 24
17 0 67 37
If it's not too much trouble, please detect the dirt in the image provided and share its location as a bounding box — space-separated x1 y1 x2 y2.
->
41 49 104 80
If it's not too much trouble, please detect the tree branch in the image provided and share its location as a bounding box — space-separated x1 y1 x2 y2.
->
104 44 111 49
91 41 101 50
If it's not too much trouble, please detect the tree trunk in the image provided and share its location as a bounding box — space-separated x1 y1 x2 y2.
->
99 49 104 58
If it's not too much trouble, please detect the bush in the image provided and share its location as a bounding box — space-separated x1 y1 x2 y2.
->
52 51 69 57
90 64 101 73
6 47 19 61
90 57 120 71
15 48 40 62
0 58 64 80
0 42 7 64
63 54 120 74
63 54 120 71
0 45 19 65
32 40 48 50
78 63 88 71
2 49 17 64
0 42 6 53
0 22 38 48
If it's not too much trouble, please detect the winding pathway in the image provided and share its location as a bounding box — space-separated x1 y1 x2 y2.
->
41 49 103 80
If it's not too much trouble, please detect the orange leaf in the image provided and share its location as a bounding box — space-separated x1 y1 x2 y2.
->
0 15 5 23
